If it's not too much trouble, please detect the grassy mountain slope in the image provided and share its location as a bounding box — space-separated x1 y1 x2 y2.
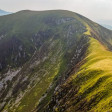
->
0 10 112 112
0 10 88 112
0 10 86 72
43 25 112 112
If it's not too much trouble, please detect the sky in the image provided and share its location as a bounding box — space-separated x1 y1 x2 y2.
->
0 0 112 25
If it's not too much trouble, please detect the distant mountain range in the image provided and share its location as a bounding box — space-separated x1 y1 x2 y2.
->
101 24 112 30
0 9 12 16
97 20 112 30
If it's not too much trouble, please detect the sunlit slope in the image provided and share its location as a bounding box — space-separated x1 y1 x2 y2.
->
71 37 112 112
44 26 112 112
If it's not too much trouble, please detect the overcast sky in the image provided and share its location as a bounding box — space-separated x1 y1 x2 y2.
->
0 0 112 25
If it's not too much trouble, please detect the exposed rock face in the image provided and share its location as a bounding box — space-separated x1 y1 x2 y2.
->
44 17 76 25
0 37 29 72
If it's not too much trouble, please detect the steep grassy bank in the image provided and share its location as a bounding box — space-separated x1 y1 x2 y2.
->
71 37 112 112
44 25 112 112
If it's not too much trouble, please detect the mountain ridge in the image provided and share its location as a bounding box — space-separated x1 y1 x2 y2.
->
0 10 112 112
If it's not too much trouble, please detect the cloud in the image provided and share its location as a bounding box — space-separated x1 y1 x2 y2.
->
0 0 112 24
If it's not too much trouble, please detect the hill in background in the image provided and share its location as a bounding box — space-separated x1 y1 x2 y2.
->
0 9 12 16
101 24 112 30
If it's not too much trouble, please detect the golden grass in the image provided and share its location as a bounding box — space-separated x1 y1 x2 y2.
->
72 25 112 112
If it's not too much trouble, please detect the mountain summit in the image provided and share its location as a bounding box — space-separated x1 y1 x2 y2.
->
0 9 12 16
0 10 112 112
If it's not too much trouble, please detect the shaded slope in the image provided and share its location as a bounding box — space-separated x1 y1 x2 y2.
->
0 10 89 112
0 10 86 72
